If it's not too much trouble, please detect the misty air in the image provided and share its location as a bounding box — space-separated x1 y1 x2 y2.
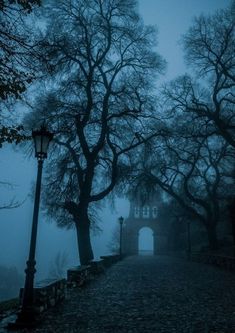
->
0 0 234 332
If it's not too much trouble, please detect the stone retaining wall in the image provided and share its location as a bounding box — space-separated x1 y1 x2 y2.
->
67 255 121 288
89 259 105 274
19 279 67 314
67 265 91 288
100 255 120 267
15 255 123 315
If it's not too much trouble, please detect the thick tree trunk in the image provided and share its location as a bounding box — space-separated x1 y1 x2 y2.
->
228 199 235 246
206 224 219 251
64 201 94 265
74 162 95 265
76 221 94 265
232 224 235 247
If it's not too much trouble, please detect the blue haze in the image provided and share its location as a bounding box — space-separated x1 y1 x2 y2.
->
0 0 230 291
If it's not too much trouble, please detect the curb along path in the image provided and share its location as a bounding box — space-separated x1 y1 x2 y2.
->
5 255 235 332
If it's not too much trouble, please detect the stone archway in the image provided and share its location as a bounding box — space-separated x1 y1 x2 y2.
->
122 192 168 255
138 227 154 255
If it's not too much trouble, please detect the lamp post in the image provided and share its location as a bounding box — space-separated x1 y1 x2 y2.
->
10 124 53 328
119 216 124 258
187 220 191 260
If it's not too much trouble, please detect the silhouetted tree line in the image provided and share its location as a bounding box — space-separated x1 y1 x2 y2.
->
127 2 235 250
1 0 234 263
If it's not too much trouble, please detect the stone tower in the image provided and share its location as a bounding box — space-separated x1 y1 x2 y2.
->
122 191 168 255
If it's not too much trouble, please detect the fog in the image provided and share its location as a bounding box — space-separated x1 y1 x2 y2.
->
0 145 129 282
0 0 230 301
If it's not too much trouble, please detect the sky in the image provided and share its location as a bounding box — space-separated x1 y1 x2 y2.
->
0 0 231 293
139 0 231 81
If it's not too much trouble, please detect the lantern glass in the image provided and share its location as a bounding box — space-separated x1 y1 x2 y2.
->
32 125 53 160
119 216 124 225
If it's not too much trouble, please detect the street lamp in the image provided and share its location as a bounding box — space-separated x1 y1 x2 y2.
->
187 221 191 260
119 216 124 258
10 124 53 328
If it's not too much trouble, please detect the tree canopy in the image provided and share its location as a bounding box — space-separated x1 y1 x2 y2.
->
26 0 165 264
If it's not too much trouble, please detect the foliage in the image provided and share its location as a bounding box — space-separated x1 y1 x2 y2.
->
0 1 41 13
0 125 30 147
0 0 39 209
0 0 41 102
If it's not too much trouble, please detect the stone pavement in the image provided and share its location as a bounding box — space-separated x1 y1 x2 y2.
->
3 255 235 332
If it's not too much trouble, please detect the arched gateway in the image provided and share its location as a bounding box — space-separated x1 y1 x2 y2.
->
138 227 154 255
122 192 168 255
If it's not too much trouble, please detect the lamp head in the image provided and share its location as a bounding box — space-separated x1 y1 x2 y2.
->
32 124 53 160
119 216 124 225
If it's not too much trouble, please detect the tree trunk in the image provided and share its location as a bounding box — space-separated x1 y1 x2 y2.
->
65 201 94 265
76 221 94 265
228 198 235 246
206 224 219 251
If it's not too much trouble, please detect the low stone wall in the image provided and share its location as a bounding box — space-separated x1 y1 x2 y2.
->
100 255 121 267
89 259 105 274
67 265 91 288
13 255 123 316
20 279 67 314
191 252 235 272
0 254 124 327
67 255 122 288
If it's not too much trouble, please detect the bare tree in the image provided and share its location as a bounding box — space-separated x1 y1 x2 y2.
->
27 0 165 264
0 180 27 211
146 3 235 250
163 4 235 147
131 120 234 250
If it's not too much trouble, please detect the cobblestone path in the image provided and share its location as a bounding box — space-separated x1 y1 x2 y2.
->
5 255 235 332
